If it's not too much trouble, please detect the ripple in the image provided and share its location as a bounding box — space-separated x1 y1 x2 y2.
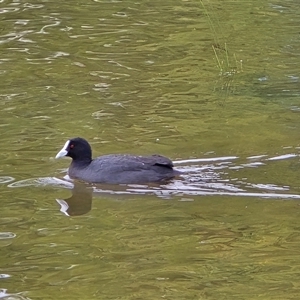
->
124 187 300 200
240 162 265 168
0 7 19 14
0 232 16 239
23 3 44 9
112 12 128 17
247 154 268 160
8 177 73 189
92 181 300 200
36 228 60 237
0 217 23 225
267 154 298 161
249 183 289 191
0 30 33 45
0 176 14 184
174 156 238 164
0 289 30 300
6 155 300 201
91 110 114 119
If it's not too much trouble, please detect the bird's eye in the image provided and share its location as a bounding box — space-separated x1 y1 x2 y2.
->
70 144 74 149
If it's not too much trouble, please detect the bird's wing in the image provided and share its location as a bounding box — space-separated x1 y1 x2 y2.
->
90 154 174 173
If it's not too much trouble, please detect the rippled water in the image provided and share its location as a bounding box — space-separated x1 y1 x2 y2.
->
1 0 300 299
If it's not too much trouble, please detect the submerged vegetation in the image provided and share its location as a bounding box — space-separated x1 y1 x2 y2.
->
200 0 243 77
212 42 243 77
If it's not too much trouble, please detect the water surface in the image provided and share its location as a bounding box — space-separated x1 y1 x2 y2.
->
1 0 300 299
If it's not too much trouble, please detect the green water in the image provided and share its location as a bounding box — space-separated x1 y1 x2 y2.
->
1 0 300 299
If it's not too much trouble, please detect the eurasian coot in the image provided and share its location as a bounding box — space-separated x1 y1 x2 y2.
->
55 137 181 184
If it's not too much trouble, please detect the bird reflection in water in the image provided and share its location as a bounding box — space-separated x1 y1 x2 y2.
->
56 182 93 216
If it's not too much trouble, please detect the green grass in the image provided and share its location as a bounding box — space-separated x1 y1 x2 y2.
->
200 0 243 76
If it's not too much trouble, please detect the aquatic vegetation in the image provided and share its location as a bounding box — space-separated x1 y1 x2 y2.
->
200 0 243 77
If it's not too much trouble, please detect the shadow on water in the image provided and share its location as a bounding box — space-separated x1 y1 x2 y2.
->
5 153 300 216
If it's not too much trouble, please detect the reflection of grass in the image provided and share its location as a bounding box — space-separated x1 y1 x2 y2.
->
200 1 243 77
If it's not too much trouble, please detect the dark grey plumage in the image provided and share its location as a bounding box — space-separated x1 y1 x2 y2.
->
56 137 181 184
